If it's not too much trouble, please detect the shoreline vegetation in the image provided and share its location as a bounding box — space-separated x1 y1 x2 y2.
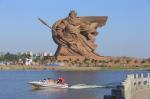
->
1 52 150 71
1 65 150 71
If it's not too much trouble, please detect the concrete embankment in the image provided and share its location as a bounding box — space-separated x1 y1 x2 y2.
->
104 73 150 99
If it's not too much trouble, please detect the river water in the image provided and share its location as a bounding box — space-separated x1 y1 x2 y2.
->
0 70 148 99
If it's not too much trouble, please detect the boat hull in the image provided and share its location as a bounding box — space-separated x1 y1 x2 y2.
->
28 81 68 89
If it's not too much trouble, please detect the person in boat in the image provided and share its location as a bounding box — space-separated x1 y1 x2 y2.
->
57 77 65 84
42 78 47 82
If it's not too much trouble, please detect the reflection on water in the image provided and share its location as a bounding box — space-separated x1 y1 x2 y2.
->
0 70 148 99
32 88 68 97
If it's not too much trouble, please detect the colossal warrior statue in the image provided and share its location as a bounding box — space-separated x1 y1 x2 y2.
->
39 10 107 59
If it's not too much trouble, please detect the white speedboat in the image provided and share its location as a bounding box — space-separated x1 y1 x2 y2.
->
28 78 68 89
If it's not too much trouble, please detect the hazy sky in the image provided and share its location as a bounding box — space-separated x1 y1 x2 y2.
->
0 0 150 58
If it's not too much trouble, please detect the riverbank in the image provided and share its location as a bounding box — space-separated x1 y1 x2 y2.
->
54 66 150 71
0 65 54 70
0 65 102 71
0 65 150 71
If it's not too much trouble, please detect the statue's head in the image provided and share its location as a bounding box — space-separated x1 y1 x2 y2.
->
69 10 77 19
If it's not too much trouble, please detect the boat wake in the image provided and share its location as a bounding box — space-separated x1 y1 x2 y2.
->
69 84 106 89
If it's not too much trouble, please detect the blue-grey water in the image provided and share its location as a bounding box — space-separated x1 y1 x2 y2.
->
0 70 149 99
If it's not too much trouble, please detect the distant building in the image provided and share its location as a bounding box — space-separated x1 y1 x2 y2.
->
42 52 48 57
25 58 32 65
27 51 33 57
35 52 49 57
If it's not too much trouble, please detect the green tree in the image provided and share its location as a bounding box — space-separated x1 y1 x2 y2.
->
83 58 90 67
0 55 4 61
18 53 30 63
4 52 19 62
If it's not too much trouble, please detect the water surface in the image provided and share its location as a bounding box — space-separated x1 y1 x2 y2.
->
0 70 148 99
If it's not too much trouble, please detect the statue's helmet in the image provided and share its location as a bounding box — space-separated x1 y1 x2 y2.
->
69 10 77 18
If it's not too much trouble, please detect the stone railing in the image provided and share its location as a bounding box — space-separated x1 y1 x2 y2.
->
104 73 150 99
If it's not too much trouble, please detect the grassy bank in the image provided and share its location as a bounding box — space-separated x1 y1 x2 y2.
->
0 65 55 70
54 66 103 71
54 66 150 71
0 65 102 71
100 66 150 70
0 65 150 71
